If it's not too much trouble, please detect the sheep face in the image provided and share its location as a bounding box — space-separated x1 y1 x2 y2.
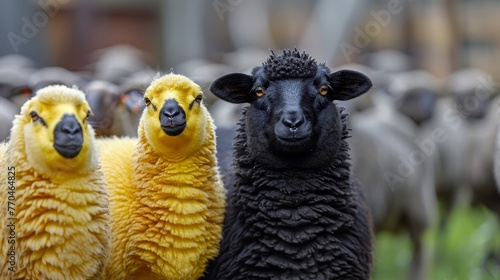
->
21 86 95 173
454 89 490 120
141 73 207 157
85 80 120 135
448 68 492 121
396 87 437 125
211 50 372 168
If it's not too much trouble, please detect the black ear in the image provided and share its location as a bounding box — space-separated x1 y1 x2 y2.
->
210 73 255 104
327 70 372 101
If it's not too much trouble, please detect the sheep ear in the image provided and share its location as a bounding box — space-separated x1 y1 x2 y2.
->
10 86 33 98
120 90 145 113
210 73 255 104
328 70 372 101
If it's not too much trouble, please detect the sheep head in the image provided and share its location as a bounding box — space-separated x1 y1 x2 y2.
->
388 70 438 126
85 80 120 136
210 49 372 168
141 73 208 159
448 68 492 120
17 85 96 175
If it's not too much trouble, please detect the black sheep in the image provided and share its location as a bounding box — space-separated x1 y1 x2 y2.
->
204 49 374 280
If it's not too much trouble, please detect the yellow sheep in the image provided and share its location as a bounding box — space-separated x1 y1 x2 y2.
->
0 142 7 160
99 73 226 279
0 85 110 280
96 136 136 278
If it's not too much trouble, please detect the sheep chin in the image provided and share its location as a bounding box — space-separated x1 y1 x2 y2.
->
160 123 186 136
272 136 313 154
142 115 206 161
272 123 314 154
23 124 95 176
53 143 83 158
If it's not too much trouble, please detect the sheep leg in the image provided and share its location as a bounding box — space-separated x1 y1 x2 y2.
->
433 200 452 264
408 228 427 280
481 200 500 276
481 231 500 277
482 249 500 277
437 198 453 233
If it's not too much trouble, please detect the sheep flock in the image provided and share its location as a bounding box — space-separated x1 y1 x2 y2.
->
0 46 500 280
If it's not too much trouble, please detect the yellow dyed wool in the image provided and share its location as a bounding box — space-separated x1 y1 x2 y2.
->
0 142 7 160
0 85 110 280
101 73 226 280
95 136 137 279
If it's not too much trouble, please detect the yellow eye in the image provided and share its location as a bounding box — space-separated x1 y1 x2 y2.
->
29 111 40 122
318 85 329 96
255 87 265 97
195 94 203 103
144 97 151 106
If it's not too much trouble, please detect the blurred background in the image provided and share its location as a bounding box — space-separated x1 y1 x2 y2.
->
2 0 499 77
1 0 500 279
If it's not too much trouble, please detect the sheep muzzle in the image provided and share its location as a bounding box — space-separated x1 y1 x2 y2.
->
159 99 187 136
272 109 313 152
53 114 83 158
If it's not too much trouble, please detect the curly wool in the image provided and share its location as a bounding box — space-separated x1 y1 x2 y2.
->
0 142 6 160
260 48 320 80
127 123 225 279
205 108 373 280
101 74 226 280
100 125 226 280
96 137 137 280
0 88 110 280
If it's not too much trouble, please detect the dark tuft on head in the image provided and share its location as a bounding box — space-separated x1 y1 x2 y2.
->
259 48 319 80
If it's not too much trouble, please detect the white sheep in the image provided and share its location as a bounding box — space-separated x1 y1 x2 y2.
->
0 97 18 141
348 90 437 280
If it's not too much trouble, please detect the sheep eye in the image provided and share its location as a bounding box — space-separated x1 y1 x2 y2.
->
255 87 265 97
29 111 40 122
318 85 329 96
144 97 151 106
84 110 91 122
195 94 203 103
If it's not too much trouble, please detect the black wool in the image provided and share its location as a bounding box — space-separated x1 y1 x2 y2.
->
204 49 374 280
260 48 320 80
204 109 373 280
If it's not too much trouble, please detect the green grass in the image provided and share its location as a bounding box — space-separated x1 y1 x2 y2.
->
374 206 500 280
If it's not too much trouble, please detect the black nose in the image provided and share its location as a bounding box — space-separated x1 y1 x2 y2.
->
53 114 83 158
282 110 305 130
61 119 81 137
163 100 181 119
159 99 187 136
